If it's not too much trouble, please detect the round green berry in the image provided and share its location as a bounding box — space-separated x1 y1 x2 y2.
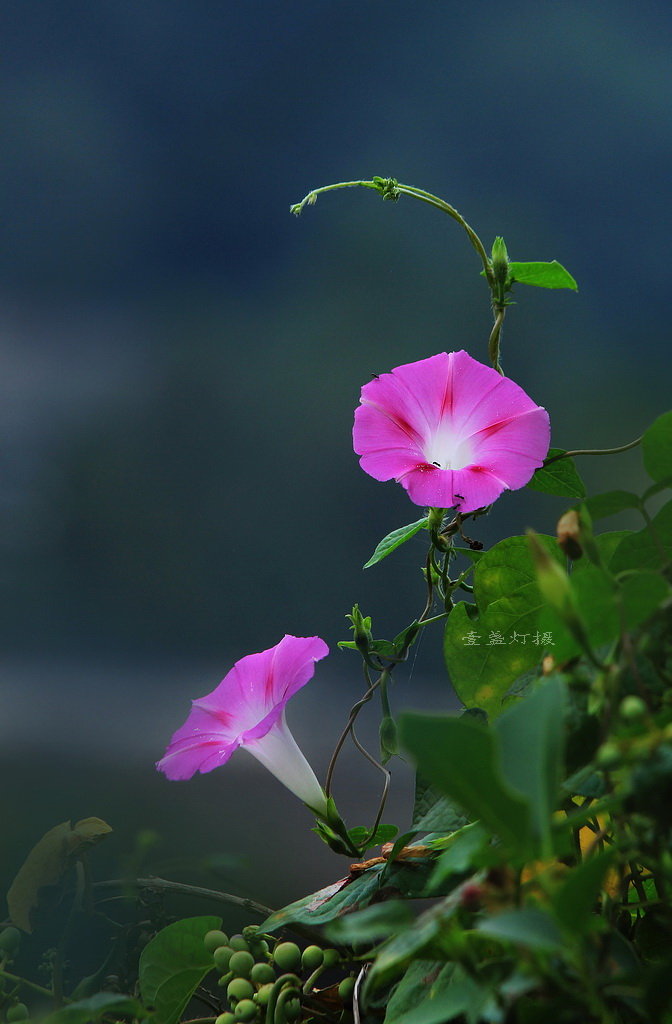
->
620 695 647 721
215 1014 235 1024
301 944 324 971
272 941 301 972
0 927 21 956
229 950 255 978
229 934 250 952
204 929 230 955
249 938 269 958
322 948 339 968
213 946 234 972
233 1000 257 1023
250 962 275 985
7 1005 29 1022
254 983 274 1007
339 976 356 1002
227 978 254 1004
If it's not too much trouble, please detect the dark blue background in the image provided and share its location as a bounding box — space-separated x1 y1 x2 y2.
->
2 1 670 912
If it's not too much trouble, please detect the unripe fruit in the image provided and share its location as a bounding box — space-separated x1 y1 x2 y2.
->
254 984 274 1007
227 978 254 1003
229 951 255 978
204 930 230 954
250 962 275 985
301 945 324 971
215 1015 235 1024
214 946 234 972
229 934 250 952
322 948 339 968
7 1005 29 1022
620 695 647 721
233 999 257 1022
338 976 355 1002
596 741 621 769
272 942 301 972
249 938 269 958
0 927 21 955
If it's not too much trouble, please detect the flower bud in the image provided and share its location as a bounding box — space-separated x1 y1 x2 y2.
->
556 509 583 560
490 236 510 287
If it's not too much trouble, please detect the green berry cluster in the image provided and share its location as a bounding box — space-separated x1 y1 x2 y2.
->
0 928 29 1024
204 928 350 1023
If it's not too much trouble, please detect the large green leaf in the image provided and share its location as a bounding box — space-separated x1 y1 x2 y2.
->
494 676 566 855
444 536 559 717
259 869 382 932
476 907 563 951
138 916 220 1024
384 961 457 1024
643 410 672 484
584 490 641 519
509 260 578 290
363 517 428 569
386 969 484 1024
399 713 532 855
325 900 413 944
413 775 469 833
552 849 615 935
610 499 672 572
527 449 586 498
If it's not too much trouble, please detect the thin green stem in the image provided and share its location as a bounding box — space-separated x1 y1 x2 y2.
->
417 611 449 627
291 179 493 284
487 305 506 374
0 969 58 1001
543 436 642 467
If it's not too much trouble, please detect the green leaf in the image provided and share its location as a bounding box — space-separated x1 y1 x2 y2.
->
584 490 641 519
476 907 563 951
642 476 672 502
527 449 586 498
347 823 399 848
444 535 560 717
494 677 566 854
413 776 470 833
508 260 578 290
138 915 220 1024
610 499 672 572
384 961 457 1024
643 410 672 483
386 971 484 1024
399 713 532 856
40 993 147 1024
552 849 615 935
365 882 480 994
429 823 490 890
325 899 413 943
259 868 383 932
364 517 428 568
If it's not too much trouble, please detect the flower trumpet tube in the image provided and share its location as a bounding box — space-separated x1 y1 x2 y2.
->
156 635 329 817
353 350 550 512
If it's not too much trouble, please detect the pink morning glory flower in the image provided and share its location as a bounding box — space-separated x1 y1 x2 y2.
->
157 635 329 815
353 350 550 512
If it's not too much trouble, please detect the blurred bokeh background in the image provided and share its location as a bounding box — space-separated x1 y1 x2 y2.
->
2 0 671 922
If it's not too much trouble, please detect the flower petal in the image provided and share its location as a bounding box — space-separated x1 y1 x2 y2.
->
245 711 328 814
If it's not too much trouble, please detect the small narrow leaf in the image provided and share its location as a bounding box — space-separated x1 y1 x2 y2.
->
527 449 586 498
476 907 563 950
363 517 428 568
509 260 578 290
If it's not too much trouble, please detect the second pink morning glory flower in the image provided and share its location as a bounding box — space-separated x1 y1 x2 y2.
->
156 635 329 815
353 350 550 512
